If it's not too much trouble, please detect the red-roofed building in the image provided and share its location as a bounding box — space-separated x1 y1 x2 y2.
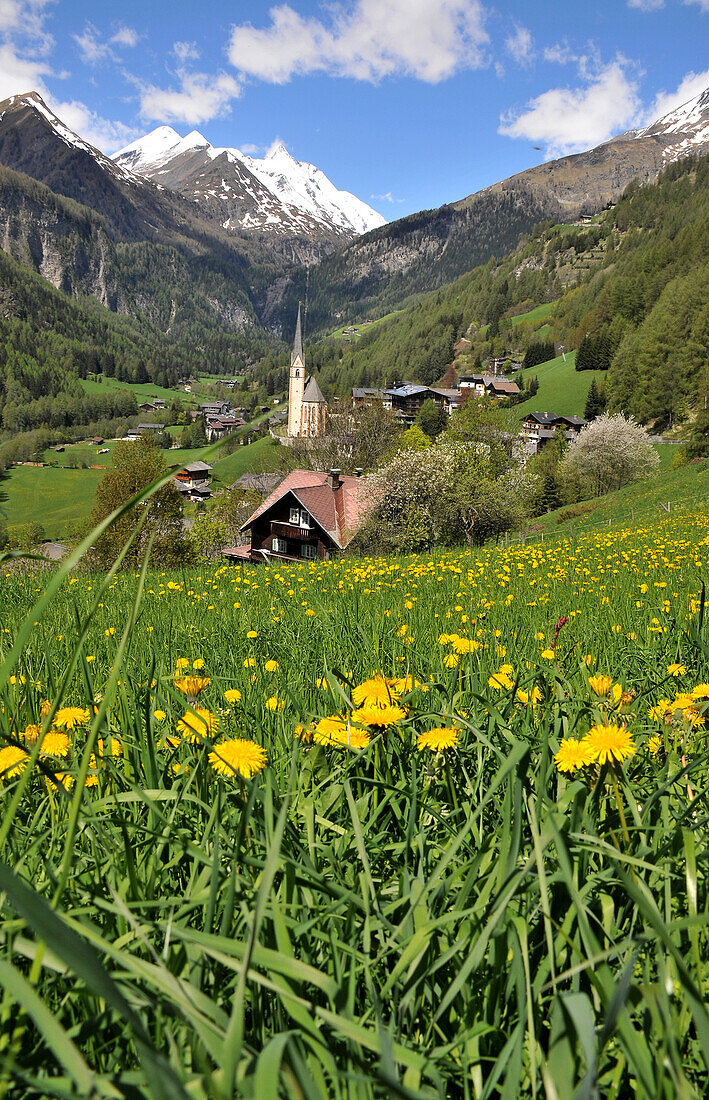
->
221 469 371 564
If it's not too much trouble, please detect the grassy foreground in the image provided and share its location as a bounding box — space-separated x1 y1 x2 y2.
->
0 506 708 1097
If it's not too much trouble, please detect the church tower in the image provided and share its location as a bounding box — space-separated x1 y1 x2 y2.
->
287 303 306 437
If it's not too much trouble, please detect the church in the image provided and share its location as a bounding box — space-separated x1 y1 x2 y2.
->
287 304 327 438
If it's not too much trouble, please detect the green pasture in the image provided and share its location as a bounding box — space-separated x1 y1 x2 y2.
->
80 375 193 406
0 436 285 538
516 350 606 419
330 310 404 339
521 454 708 540
510 302 553 327
0 464 104 536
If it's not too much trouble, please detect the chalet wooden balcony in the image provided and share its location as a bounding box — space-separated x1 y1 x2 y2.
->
270 522 313 541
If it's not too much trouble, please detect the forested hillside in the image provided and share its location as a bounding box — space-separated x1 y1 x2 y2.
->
301 156 709 431
0 248 276 437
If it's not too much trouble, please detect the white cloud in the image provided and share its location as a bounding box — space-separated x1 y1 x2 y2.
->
0 40 50 98
684 0 709 12
227 0 489 84
372 191 404 203
110 26 139 48
0 5 140 154
644 68 709 123
73 23 111 64
627 0 664 11
74 22 139 65
137 70 242 125
173 41 200 63
499 59 641 157
51 98 140 152
505 25 534 65
543 42 579 65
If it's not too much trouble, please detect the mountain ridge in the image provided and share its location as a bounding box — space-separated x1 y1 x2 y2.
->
114 126 385 240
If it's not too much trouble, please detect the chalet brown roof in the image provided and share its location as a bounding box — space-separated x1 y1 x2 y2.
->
241 469 371 548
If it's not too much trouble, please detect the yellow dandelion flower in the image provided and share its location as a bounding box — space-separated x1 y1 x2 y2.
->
175 658 189 669
417 727 458 752
0 746 29 779
588 675 614 697
390 675 421 694
38 731 70 758
192 659 205 670
351 703 406 728
174 676 211 698
488 670 514 690
648 736 662 757
517 687 542 707
554 738 595 773
444 653 460 668
352 676 396 707
22 723 41 744
54 706 90 730
265 696 284 712
692 684 709 699
438 633 451 645
305 608 316 616
452 637 480 654
540 649 556 660
177 709 219 742
209 739 267 779
153 710 166 722
224 689 242 704
243 657 256 668
246 630 258 639
667 663 686 677
314 716 370 749
583 724 636 765
294 724 314 743
264 660 279 672
96 737 122 758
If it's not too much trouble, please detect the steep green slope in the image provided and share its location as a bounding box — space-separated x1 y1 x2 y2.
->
301 155 709 432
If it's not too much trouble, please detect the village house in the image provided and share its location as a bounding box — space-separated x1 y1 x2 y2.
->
200 400 232 418
221 468 370 564
518 411 588 459
352 387 387 408
459 375 521 401
230 472 283 496
123 423 162 441
173 461 213 501
205 416 245 442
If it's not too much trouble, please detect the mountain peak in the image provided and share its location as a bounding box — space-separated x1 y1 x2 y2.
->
266 142 292 161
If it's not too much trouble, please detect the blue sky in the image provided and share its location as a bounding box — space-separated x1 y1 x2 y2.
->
1 0 708 218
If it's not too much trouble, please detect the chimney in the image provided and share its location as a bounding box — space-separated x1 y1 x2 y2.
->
327 468 341 491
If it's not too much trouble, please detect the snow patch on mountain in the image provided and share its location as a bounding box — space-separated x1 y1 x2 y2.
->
114 127 386 236
636 86 709 161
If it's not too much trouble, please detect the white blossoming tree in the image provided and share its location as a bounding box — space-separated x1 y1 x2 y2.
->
560 412 660 497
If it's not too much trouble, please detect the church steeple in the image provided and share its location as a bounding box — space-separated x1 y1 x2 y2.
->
287 301 327 439
291 302 303 367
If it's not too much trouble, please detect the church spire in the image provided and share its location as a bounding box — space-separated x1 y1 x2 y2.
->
291 302 303 367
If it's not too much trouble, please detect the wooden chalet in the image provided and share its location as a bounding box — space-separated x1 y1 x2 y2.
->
222 469 371 564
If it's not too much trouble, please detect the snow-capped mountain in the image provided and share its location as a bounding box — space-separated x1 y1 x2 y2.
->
114 127 386 238
636 86 709 162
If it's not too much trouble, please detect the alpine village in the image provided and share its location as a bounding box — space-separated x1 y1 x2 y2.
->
1 14 709 1099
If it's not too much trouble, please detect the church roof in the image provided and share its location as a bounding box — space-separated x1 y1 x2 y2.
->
291 303 303 366
302 375 326 403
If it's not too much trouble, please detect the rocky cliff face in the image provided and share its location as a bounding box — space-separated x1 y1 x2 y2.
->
0 167 125 310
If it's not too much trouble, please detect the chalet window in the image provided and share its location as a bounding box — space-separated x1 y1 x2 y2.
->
289 507 311 528
300 543 317 560
272 537 288 554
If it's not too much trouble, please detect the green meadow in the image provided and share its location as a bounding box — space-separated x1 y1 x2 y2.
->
0 478 708 1096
